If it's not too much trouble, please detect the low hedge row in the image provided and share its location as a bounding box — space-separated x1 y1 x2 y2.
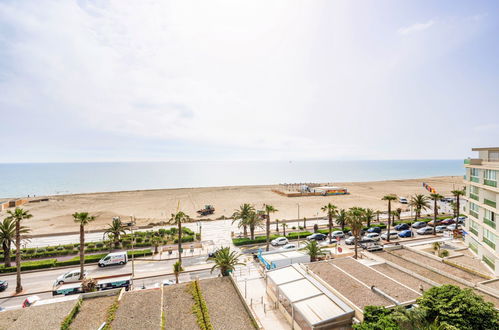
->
0 249 153 273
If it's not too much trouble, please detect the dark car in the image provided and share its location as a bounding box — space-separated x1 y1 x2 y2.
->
394 223 410 231
398 230 414 238
306 233 327 241
440 218 455 225
0 280 8 292
427 220 442 227
367 227 382 234
411 221 427 229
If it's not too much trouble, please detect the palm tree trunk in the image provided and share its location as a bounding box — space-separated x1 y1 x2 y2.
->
433 199 437 235
178 222 182 264
367 218 371 228
250 226 255 240
386 201 392 242
283 224 286 236
15 219 22 293
303 218 306 229
354 235 358 259
328 215 333 244
3 242 11 268
341 221 345 232
455 196 460 231
175 272 179 284
276 220 279 233
79 224 85 280
266 214 270 252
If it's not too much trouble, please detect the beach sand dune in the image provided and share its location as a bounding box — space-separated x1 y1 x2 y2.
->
4 176 462 235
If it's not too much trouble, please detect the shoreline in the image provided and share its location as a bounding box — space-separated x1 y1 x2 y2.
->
3 175 460 200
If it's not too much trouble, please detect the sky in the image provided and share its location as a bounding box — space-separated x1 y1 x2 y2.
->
0 0 498 162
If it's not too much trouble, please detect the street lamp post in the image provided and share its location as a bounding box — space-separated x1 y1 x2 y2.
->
127 216 137 279
297 203 300 221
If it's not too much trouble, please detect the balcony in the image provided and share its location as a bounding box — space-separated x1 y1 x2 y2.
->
484 179 497 188
470 227 478 236
484 198 497 208
469 243 478 253
469 193 479 201
464 158 483 165
470 210 479 219
483 237 496 250
484 218 496 229
483 255 496 270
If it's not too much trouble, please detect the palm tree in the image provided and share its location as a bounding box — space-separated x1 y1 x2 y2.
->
375 210 382 222
232 204 254 238
410 194 430 222
5 208 33 293
246 211 264 240
346 207 364 259
282 223 287 236
0 218 30 268
151 235 162 254
302 240 325 262
103 218 127 249
429 193 443 235
210 247 245 276
173 260 183 284
321 203 338 244
432 241 441 255
363 208 375 228
395 208 402 220
275 219 279 233
264 204 278 251
335 209 347 232
452 189 465 231
382 195 397 242
72 212 96 280
169 211 190 264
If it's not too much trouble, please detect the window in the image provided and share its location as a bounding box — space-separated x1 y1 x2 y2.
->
470 185 479 200
483 228 496 249
470 219 479 235
484 170 497 181
471 168 480 177
484 210 496 229
469 202 480 219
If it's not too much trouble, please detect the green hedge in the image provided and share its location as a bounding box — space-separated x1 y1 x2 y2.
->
0 259 57 273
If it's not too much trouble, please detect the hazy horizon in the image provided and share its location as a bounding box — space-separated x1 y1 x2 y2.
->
1 0 498 162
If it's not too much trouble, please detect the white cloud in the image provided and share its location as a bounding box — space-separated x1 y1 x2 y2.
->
398 20 435 35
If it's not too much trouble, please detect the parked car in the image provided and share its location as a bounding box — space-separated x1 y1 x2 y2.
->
281 243 297 250
427 220 442 227
398 230 414 238
363 233 381 241
361 242 383 251
399 197 408 204
455 216 467 224
447 224 458 231
417 227 434 235
381 232 399 240
162 279 175 286
331 230 345 238
435 225 448 233
412 221 427 229
346 229 366 237
54 270 88 286
307 233 327 241
394 223 410 231
345 236 375 245
271 237 289 246
440 218 455 225
0 280 7 292
367 227 382 234
98 252 128 267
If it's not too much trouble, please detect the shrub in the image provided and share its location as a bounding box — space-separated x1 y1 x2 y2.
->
46 246 55 251
60 298 82 330
135 237 143 243
189 280 213 330
174 235 195 243
183 227 195 235
96 242 104 248
0 259 57 273
292 226 296 230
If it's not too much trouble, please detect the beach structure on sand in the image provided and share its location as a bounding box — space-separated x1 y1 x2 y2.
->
464 147 499 276
273 184 349 197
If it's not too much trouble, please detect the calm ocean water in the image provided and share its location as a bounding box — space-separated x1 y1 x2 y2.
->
0 160 463 198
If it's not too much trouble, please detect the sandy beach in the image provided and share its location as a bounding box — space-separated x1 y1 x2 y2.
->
2 176 463 235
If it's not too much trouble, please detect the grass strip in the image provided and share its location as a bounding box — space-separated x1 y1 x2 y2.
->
188 280 214 330
60 298 82 330
102 295 120 330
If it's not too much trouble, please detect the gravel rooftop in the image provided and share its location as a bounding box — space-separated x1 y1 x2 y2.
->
71 296 116 330
8 300 76 330
112 289 162 330
0 309 24 330
371 263 433 292
200 277 255 330
332 258 420 303
375 251 499 307
162 282 198 330
447 255 494 276
390 249 485 283
308 261 392 309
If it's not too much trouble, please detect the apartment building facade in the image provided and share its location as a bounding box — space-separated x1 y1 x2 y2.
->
464 147 499 275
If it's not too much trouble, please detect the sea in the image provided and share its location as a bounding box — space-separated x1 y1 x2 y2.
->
0 160 464 198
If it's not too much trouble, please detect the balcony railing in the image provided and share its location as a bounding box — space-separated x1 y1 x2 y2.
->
469 243 478 253
470 227 478 236
484 199 497 208
464 159 470 164
483 255 495 270
483 237 496 250
470 193 479 201
471 177 480 183
484 179 497 188
484 218 496 229
470 210 479 219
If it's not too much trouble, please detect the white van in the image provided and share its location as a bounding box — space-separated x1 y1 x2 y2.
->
98 252 128 267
